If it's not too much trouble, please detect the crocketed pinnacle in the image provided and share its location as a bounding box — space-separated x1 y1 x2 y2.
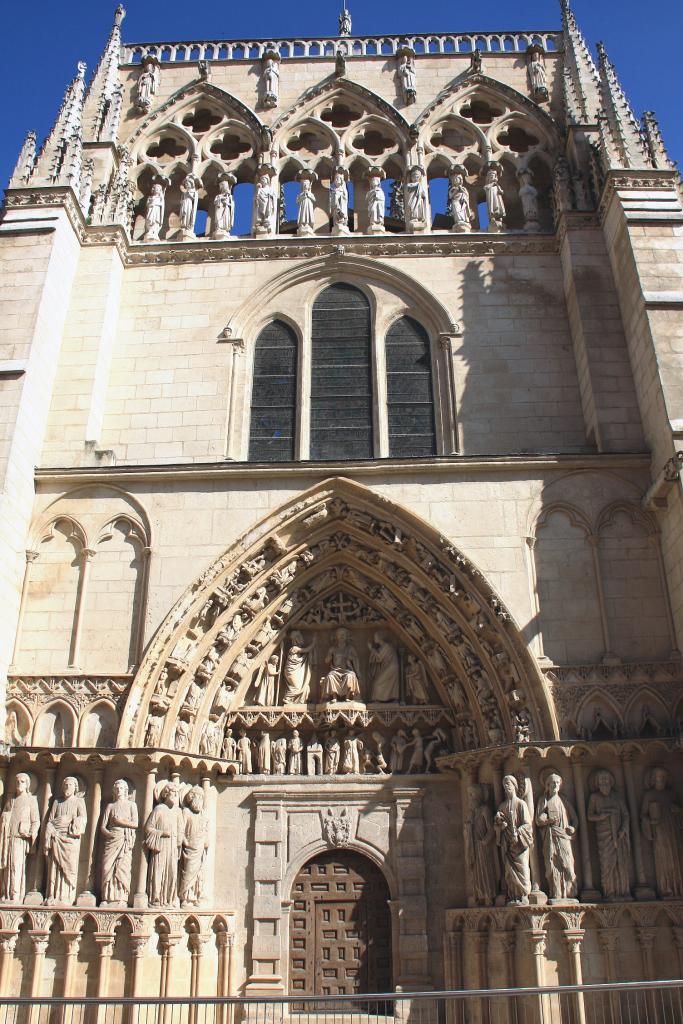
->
559 0 600 124
8 130 37 188
84 5 126 142
596 41 649 169
33 61 87 186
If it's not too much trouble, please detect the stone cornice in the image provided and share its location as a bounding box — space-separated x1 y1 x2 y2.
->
34 452 651 487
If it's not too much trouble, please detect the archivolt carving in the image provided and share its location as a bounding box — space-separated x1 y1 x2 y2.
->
121 479 555 751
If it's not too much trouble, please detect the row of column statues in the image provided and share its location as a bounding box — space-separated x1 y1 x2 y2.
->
142 162 540 241
467 766 683 908
0 774 210 910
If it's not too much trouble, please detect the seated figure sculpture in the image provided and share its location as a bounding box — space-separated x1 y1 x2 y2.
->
320 627 362 702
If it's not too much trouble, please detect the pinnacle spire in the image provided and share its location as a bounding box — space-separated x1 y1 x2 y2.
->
641 111 675 171
83 5 126 142
33 61 87 187
559 0 600 124
596 41 649 169
9 130 37 188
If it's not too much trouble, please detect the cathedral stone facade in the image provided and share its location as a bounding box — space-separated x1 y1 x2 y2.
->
1 0 683 1010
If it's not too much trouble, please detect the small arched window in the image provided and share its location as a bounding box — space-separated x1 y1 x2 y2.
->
248 320 298 462
310 284 373 460
386 317 436 457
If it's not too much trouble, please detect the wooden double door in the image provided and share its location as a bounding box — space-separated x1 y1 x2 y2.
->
289 850 392 996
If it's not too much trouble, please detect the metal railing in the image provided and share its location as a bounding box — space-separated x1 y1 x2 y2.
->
1 983 682 1024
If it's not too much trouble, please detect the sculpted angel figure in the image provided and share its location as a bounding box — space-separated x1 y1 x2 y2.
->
329 171 349 231
179 786 210 908
0 773 39 903
587 769 632 900
484 165 506 231
179 175 200 234
494 775 533 905
535 772 578 900
465 783 498 905
296 179 316 235
449 172 473 233
320 627 362 701
100 779 138 906
44 776 87 906
144 182 165 241
366 175 386 230
213 177 235 238
254 174 277 234
405 168 428 229
283 631 315 704
144 782 182 908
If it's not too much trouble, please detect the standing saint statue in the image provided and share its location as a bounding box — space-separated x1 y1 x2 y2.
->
398 53 417 103
179 786 210 908
4 711 24 746
324 730 341 775
254 174 277 234
136 57 160 112
518 168 540 232
405 654 430 704
494 775 533 905
288 729 304 775
339 8 352 35
587 769 632 900
213 177 235 239
44 776 87 906
100 778 139 906
641 766 683 898
449 172 473 233
0 772 39 903
320 628 362 701
405 167 428 230
296 178 316 236
368 633 400 702
144 182 165 241
179 175 200 236
366 175 386 232
255 653 280 706
262 55 280 108
144 782 183 908
329 170 349 234
535 771 578 901
484 165 506 232
283 631 315 703
527 48 548 99
465 783 499 905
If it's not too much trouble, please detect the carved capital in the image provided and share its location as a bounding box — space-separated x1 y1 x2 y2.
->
81 548 97 563
29 931 50 955
563 929 585 956
598 928 619 954
637 928 656 951
25 550 40 564
94 933 116 956
130 934 149 957
0 932 18 954
62 932 82 956
527 930 547 956
217 326 246 351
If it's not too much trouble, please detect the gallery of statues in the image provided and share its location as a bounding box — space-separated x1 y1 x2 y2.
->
0 0 682 1014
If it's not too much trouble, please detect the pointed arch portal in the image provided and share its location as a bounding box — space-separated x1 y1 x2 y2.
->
121 479 555 754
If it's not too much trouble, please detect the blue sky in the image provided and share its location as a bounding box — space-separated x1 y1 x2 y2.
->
1 0 681 189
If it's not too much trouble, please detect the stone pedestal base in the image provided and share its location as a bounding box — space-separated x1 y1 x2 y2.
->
213 229 232 240
297 225 314 236
368 224 386 235
451 223 471 233
332 223 351 236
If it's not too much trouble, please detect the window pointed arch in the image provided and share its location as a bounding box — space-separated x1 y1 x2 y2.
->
310 284 373 461
248 320 298 462
386 316 436 458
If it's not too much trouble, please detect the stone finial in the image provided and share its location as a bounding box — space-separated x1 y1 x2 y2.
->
85 5 126 141
596 41 650 171
114 4 126 26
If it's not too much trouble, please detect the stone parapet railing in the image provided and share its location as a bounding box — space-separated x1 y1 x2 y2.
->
122 31 562 65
